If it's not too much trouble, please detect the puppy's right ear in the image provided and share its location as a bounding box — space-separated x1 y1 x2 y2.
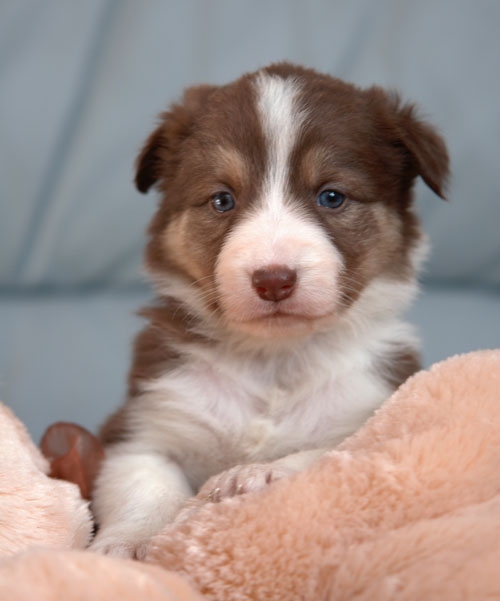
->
135 126 167 193
135 85 218 194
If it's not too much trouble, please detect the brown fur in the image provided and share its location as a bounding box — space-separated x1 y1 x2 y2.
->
100 63 448 446
145 351 500 601
139 63 446 301
101 300 207 444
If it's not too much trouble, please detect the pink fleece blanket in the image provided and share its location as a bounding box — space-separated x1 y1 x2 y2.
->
1 350 499 600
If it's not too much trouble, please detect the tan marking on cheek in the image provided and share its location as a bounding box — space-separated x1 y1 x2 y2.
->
372 205 414 279
163 213 206 281
347 204 405 282
371 205 404 256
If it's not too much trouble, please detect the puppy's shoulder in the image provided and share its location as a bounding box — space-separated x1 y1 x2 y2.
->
100 301 191 445
375 344 421 392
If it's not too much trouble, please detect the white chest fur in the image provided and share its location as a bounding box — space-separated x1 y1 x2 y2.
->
131 315 412 490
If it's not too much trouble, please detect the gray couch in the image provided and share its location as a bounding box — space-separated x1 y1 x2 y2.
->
1 0 499 442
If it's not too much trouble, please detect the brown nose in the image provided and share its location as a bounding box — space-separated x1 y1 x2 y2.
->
251 266 297 302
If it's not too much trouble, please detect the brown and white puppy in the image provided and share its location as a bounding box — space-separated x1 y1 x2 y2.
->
90 63 448 558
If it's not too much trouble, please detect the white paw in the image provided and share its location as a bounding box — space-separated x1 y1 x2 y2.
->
201 462 293 503
89 531 150 560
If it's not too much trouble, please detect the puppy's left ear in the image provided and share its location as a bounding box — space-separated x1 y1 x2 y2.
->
396 101 450 199
370 88 450 199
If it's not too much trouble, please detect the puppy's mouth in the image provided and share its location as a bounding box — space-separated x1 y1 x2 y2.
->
226 305 337 338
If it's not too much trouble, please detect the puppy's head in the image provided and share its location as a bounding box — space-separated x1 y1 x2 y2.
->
136 64 448 341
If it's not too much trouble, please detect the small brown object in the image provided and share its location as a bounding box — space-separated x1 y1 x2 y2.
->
40 423 104 500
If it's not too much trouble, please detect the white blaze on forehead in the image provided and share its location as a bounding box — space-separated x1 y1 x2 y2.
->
214 72 343 337
255 72 306 212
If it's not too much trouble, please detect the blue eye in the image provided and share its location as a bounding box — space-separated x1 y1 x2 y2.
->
212 191 235 213
317 189 345 209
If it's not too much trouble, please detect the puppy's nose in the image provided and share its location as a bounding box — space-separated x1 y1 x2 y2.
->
251 266 297 302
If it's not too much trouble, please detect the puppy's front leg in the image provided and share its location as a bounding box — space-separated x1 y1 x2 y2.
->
90 443 192 559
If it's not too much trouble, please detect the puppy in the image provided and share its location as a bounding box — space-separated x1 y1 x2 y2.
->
91 63 448 558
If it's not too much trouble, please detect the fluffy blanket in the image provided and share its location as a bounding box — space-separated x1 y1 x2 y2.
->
1 349 500 600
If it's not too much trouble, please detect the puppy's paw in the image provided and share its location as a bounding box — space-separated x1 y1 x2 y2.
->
89 531 150 560
201 462 293 503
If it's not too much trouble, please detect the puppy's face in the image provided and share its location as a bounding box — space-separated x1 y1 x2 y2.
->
137 64 448 340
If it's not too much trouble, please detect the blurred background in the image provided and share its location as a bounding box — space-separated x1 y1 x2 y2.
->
1 0 499 441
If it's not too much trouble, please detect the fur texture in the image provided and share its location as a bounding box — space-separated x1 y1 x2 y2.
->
0 550 201 601
91 63 448 557
146 350 500 600
1 351 499 600
0 403 92 557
